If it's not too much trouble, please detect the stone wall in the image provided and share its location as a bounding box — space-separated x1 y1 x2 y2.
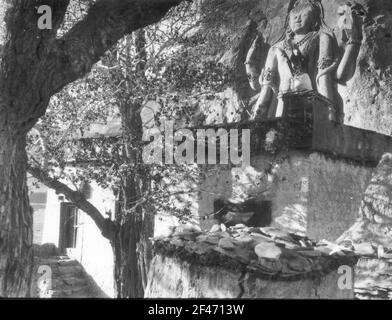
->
198 151 373 241
145 225 357 299
146 255 242 298
146 255 353 299
306 154 372 240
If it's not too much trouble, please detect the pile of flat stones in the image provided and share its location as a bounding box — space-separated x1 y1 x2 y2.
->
349 242 392 300
355 257 392 300
152 224 361 279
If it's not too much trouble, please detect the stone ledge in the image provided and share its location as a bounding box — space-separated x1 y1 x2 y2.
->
190 91 392 167
152 225 359 282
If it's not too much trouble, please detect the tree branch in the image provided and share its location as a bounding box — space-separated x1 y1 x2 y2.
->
49 0 188 94
0 0 70 130
28 165 116 240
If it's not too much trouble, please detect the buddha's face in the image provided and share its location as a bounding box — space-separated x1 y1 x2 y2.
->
289 6 316 35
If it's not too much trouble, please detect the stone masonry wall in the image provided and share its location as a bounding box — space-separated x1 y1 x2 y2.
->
146 225 357 299
146 255 353 299
197 151 373 241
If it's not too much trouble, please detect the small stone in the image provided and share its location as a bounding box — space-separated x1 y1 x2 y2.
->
204 236 220 245
210 224 221 233
219 231 232 238
175 225 199 234
232 224 247 229
248 227 263 234
171 239 184 247
254 242 282 260
377 245 392 259
260 227 291 240
279 242 300 250
296 250 322 257
175 232 197 241
193 243 211 256
219 238 235 250
257 258 283 273
236 235 253 244
196 235 208 242
250 233 274 243
285 255 312 272
353 242 375 256
214 247 237 258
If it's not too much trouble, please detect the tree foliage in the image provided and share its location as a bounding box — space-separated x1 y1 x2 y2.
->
28 0 235 229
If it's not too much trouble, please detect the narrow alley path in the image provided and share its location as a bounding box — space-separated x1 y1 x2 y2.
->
32 255 108 298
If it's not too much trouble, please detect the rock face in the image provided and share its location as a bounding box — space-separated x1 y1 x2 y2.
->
337 153 392 299
355 258 392 300
360 153 392 222
145 225 358 299
338 153 392 247
333 0 392 135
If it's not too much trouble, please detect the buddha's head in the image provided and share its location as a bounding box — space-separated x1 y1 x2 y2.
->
288 0 323 35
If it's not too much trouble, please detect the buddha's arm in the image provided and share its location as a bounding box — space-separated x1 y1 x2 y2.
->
253 85 274 119
317 33 335 102
336 4 363 83
336 42 361 83
245 35 263 91
251 47 278 120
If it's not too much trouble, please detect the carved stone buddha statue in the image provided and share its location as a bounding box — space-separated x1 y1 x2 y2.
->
246 0 364 122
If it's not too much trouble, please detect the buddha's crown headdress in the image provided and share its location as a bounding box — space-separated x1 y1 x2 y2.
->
273 0 331 43
292 0 322 7
289 0 324 20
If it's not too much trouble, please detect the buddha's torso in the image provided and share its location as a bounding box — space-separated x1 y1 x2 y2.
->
273 31 321 95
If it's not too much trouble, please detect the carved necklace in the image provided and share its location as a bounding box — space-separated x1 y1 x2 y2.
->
281 31 318 77
283 31 318 54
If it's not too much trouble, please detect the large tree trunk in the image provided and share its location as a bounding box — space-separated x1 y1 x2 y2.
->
0 0 183 298
113 194 154 298
112 104 154 298
0 131 33 297
111 29 154 298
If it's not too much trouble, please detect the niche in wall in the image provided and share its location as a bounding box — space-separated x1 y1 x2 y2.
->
213 198 272 227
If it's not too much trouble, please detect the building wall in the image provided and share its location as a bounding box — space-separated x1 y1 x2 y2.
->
28 177 48 245
38 176 192 298
41 182 116 298
306 154 373 241
31 203 47 245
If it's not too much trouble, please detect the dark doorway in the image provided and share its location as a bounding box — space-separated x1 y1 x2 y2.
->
59 203 80 254
213 198 272 227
